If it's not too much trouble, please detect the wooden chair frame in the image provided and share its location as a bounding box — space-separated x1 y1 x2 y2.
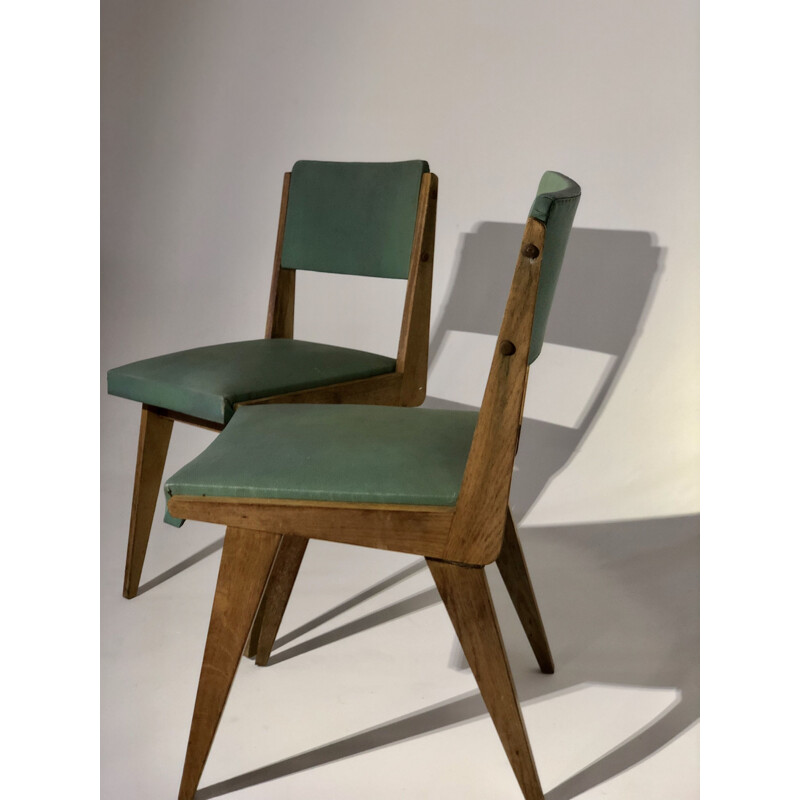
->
168 217 555 799
122 170 438 599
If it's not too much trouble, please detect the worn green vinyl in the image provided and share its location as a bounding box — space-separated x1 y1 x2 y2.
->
528 171 581 363
162 170 580 528
107 339 396 425
281 160 429 279
163 404 479 526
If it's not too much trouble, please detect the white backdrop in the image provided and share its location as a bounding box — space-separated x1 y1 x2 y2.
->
102 0 698 530
99 3 699 797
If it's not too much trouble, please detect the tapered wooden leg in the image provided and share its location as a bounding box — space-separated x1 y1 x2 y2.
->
123 406 174 598
496 509 555 674
246 534 308 665
178 527 281 800
427 558 545 800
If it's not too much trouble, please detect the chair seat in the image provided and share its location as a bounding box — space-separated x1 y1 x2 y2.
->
107 339 397 424
164 404 479 523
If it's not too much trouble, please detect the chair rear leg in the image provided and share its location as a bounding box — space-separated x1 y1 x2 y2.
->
123 406 174 598
496 508 554 673
246 534 308 665
427 558 545 800
178 527 281 800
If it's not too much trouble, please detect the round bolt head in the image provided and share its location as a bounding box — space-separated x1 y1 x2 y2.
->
522 244 540 259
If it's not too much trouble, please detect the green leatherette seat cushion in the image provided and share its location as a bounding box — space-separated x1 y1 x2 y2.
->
281 160 429 279
527 171 581 363
164 404 479 526
107 339 396 425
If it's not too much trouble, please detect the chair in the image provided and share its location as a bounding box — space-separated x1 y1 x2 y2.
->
163 171 581 799
107 160 438 598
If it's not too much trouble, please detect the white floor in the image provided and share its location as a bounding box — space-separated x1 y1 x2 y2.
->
101 469 699 800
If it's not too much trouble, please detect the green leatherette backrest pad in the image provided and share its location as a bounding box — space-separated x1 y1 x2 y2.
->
527 171 581 363
281 160 430 279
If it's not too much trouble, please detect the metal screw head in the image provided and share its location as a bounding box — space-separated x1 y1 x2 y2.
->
421 252 430 262
522 244 540 259
499 340 516 356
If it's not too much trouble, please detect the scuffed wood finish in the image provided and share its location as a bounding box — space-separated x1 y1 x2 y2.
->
444 218 546 566
123 407 174 598
427 558 545 800
397 172 437 406
265 173 294 338
168 495 454 558
246 534 309 664
178 527 281 800
143 404 225 433
267 269 295 339
496 508 554 673
167 205 565 799
235 372 404 409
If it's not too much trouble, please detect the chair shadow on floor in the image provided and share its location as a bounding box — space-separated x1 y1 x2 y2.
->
192 224 698 798
198 515 698 800
137 537 225 595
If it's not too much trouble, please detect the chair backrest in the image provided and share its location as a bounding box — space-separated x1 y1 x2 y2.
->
445 171 581 564
265 160 437 407
281 160 430 279
528 171 582 363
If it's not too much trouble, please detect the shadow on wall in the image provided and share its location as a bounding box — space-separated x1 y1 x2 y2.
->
425 224 663 521
141 224 661 590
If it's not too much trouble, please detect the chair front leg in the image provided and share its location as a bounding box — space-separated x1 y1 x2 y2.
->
123 406 174 598
496 508 554 673
427 558 545 800
178 527 281 800
246 534 309 665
